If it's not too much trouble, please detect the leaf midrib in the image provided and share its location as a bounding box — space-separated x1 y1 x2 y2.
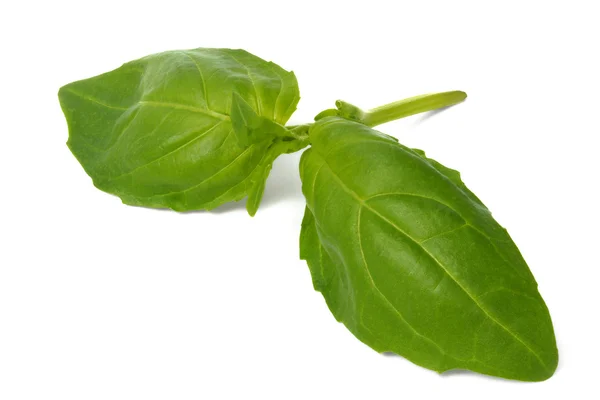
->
62 87 229 121
103 121 229 183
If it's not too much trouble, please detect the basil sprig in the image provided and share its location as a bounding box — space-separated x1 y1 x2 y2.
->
59 48 557 381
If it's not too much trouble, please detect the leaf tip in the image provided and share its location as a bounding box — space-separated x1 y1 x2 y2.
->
450 90 468 103
246 202 258 217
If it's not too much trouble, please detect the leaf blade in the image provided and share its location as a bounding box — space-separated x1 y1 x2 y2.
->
299 117 558 381
59 48 303 213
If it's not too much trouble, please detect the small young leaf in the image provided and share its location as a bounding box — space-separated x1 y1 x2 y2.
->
230 92 294 147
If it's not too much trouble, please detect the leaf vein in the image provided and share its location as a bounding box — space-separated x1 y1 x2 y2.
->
105 121 227 182
139 100 228 121
62 88 128 110
357 206 450 362
180 144 256 194
200 146 265 206
366 192 526 279
419 224 468 244
180 51 212 111
226 52 263 115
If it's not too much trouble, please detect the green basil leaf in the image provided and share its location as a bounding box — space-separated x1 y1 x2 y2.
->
59 48 302 214
299 116 558 381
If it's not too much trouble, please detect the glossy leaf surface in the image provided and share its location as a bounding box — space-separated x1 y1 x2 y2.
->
299 117 558 381
59 48 301 214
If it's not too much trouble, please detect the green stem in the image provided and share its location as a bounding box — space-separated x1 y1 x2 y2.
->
336 90 467 127
283 124 311 148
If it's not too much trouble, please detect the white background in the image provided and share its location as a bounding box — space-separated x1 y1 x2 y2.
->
1 1 598 399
